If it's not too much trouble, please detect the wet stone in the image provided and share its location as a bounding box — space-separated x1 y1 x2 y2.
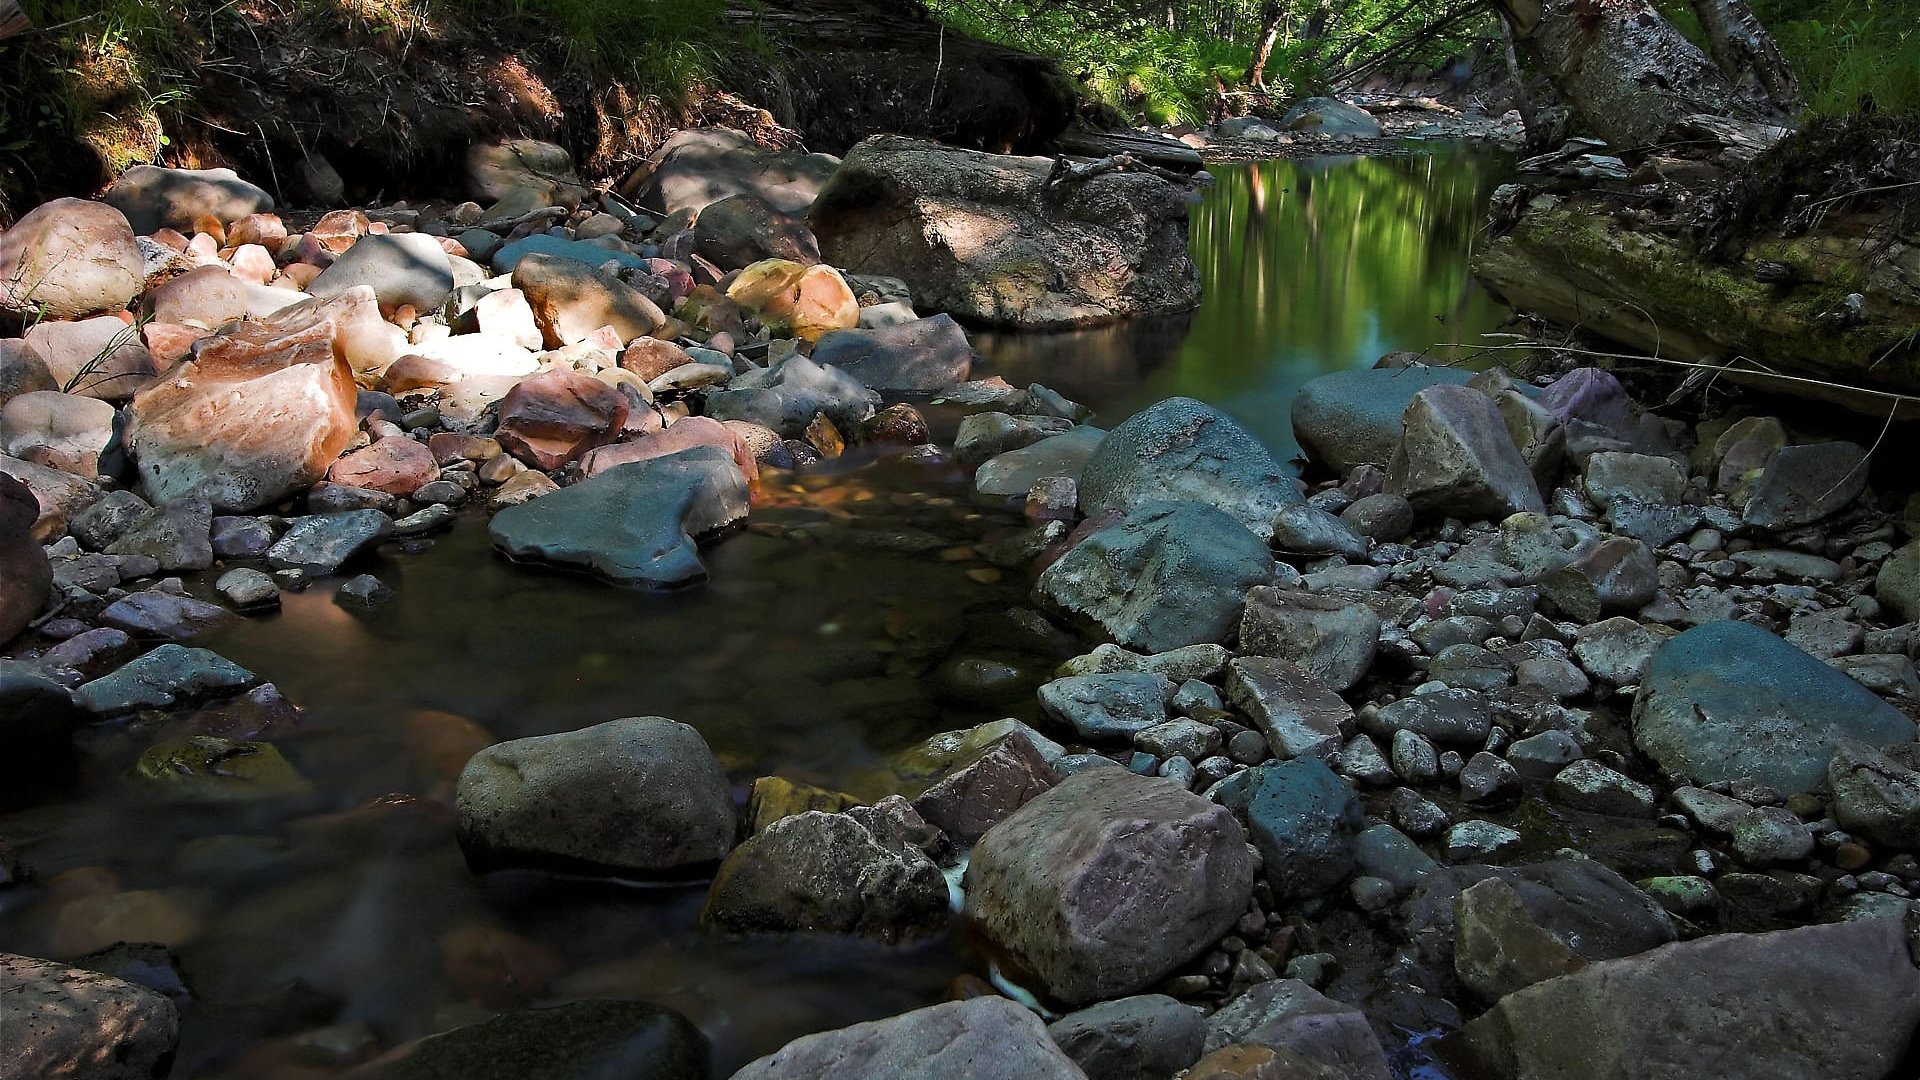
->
1549 759 1657 817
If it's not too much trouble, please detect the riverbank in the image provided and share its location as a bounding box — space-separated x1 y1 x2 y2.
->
6 130 1920 1080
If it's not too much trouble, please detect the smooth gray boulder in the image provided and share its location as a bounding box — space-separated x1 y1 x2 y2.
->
1202 979 1391 1080
964 769 1257 1005
1291 365 1477 475
455 715 736 876
489 446 748 590
104 165 273 235
1047 995 1206 1080
624 126 840 216
705 355 880 438
1038 672 1177 741
1452 919 1920 1080
1280 97 1383 137
1741 441 1869 529
974 426 1106 497
348 999 706 1080
266 510 393 575
701 803 949 941
1035 501 1276 653
1387 384 1545 520
810 314 973 392
74 644 257 714
1078 398 1301 541
1632 620 1915 793
0 952 181 1080
309 232 455 313
730 996 1087 1080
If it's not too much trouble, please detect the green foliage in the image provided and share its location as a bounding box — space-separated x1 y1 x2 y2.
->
1755 1 1920 116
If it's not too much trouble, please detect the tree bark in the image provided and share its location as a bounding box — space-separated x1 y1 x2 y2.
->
1688 0 1801 114
1244 0 1283 88
1489 0 1772 151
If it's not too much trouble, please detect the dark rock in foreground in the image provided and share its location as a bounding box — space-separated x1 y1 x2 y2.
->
346 999 707 1080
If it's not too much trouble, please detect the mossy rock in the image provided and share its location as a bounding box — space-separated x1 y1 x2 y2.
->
132 735 310 801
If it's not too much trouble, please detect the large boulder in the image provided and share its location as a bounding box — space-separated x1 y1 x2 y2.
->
492 367 629 470
730 996 1087 1080
0 951 181 1080
455 715 736 876
511 253 665 347
1290 365 1477 475
964 769 1257 1005
809 135 1200 330
126 291 374 512
465 139 589 210
1048 995 1206 1080
1450 919 1920 1080
0 473 50 645
810 314 974 392
1632 620 1915 793
308 233 455 314
488 446 749 590
103 165 273 235
701 801 950 941
347 999 705 1080
0 198 143 322
1034 501 1277 653
1387 384 1545 520
705 354 879 437
0 391 115 477
1280 97 1383 137
23 315 160 401
1211 758 1364 899
693 192 821 270
1079 398 1301 541
724 259 859 341
621 127 841 216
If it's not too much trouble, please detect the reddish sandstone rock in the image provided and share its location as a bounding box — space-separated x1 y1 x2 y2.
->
126 290 372 512
328 436 439 497
619 336 693 382
22 315 160 401
494 367 629 470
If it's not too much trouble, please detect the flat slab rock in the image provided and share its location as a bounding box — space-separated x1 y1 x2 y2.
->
488 446 749 590
0 951 181 1080
729 996 1086 1080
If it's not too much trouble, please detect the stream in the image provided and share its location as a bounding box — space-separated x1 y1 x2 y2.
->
0 145 1513 1078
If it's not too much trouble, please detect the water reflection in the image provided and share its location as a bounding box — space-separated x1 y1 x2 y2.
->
977 147 1513 458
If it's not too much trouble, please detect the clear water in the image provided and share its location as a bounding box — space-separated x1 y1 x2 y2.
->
0 147 1511 1078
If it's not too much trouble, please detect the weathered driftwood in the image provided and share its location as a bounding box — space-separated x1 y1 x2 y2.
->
1054 129 1204 173
0 0 29 41
1489 0 1784 151
1669 113 1792 166
1688 0 1801 115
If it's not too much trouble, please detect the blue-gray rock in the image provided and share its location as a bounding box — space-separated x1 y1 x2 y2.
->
1632 620 1915 793
1038 673 1176 740
1047 995 1207 1080
99 590 235 640
1291 365 1476 475
1741 441 1869 529
954 412 1075 465
1388 384 1544 520
209 515 275 559
1353 823 1439 893
104 165 273 235
1035 501 1277 653
74 644 257 714
1452 919 1920 1080
1829 739 1920 851
69 489 152 551
705 355 879 437
490 232 649 275
1078 397 1302 541
104 496 213 573
348 999 706 1080
309 233 455 313
1280 97 1384 137
1363 688 1492 746
1201 978 1392 1080
974 426 1106 498
1224 656 1349 761
456 715 735 876
1271 503 1368 558
266 509 393 575
1238 585 1381 692
964 769 1256 1005
1212 757 1363 899
488 447 748 590
810 313 973 393
731 997 1085 1080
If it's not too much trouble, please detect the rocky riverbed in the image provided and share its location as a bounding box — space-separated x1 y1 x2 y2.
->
4 123 1920 1080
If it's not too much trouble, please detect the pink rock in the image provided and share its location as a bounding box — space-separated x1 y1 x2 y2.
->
0 391 116 477
226 213 288 253
619 337 692 382
577 415 758 490
186 233 220 259
0 198 143 321
475 289 542 350
23 315 160 401
147 265 247 328
126 289 370 511
142 323 210 365
229 244 277 285
327 436 438 497
494 367 629 470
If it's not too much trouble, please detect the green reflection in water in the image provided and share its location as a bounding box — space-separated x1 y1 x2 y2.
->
979 145 1514 459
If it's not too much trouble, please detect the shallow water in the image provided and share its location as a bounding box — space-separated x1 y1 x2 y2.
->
0 146 1511 1077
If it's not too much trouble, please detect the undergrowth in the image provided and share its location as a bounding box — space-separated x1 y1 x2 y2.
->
1659 0 1919 117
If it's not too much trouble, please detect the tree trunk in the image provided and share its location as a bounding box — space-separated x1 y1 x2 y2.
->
1489 0 1772 151
0 0 29 41
1499 19 1544 153
1244 0 1283 88
1688 0 1801 114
